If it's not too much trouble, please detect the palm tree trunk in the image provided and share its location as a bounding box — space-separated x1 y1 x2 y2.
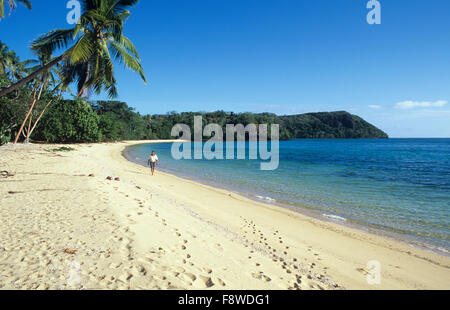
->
0 54 65 98
14 80 46 144
27 98 54 139
15 84 38 140
25 112 33 143
27 89 63 141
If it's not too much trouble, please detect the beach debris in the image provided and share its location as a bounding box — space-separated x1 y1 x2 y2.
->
106 176 113 180
89 174 95 177
64 248 77 255
356 267 369 275
114 177 121 181
1 171 15 178
49 147 75 152
136 186 141 190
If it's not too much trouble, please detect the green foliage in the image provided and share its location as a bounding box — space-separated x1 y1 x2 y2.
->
0 123 11 145
98 111 123 141
92 101 148 141
142 110 388 140
0 74 31 145
278 111 389 139
89 103 389 142
1 85 388 145
31 0 145 98
38 99 101 143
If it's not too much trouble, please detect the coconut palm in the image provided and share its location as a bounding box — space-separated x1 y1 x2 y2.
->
0 0 32 19
26 81 70 142
13 52 65 143
0 41 12 75
0 41 30 82
0 0 145 98
0 41 17 76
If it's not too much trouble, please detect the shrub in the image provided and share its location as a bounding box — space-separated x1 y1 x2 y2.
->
39 99 102 143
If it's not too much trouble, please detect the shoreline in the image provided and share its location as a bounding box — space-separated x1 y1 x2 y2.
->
123 142 450 259
1 140 449 289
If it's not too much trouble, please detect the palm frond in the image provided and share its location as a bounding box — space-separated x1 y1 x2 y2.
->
17 0 32 10
31 29 76 57
69 33 96 64
109 41 146 83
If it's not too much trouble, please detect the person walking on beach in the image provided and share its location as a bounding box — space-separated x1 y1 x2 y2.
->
148 151 159 176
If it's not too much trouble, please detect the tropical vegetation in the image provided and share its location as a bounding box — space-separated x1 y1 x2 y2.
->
0 1 388 146
0 0 146 144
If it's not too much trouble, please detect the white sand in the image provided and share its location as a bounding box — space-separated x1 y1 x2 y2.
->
0 141 449 290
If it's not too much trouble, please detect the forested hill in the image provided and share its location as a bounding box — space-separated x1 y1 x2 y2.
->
147 110 389 140
1 99 388 144
277 111 389 139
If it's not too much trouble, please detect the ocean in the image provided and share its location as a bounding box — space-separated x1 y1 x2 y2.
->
124 139 450 255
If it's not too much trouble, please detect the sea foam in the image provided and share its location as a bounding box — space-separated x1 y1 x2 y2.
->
256 196 276 203
322 214 347 222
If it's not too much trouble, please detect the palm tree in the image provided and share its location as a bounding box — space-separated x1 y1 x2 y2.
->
0 41 30 82
0 41 17 76
0 0 146 98
0 0 32 19
0 41 11 75
26 81 69 143
13 52 63 143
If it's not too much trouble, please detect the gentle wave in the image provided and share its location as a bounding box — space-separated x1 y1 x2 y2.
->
256 196 276 203
322 214 347 222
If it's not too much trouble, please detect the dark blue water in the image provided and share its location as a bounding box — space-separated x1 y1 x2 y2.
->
125 139 450 254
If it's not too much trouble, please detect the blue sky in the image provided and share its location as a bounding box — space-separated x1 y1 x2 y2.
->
1 0 450 137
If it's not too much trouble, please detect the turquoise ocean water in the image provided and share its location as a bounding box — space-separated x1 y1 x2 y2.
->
124 139 450 255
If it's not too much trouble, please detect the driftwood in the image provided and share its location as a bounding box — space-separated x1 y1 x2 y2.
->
0 171 15 178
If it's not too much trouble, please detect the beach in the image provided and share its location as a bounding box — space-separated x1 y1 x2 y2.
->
0 141 449 290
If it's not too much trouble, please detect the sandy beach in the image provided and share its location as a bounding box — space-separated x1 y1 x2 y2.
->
0 140 449 290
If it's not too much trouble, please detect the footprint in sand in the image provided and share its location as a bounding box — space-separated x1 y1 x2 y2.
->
252 272 271 282
212 277 226 287
138 266 147 276
183 273 197 282
198 276 215 288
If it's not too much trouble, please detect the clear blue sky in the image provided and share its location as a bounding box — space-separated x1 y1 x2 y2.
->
1 0 450 137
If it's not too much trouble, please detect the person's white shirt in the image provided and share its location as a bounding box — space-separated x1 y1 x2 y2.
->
149 155 159 163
